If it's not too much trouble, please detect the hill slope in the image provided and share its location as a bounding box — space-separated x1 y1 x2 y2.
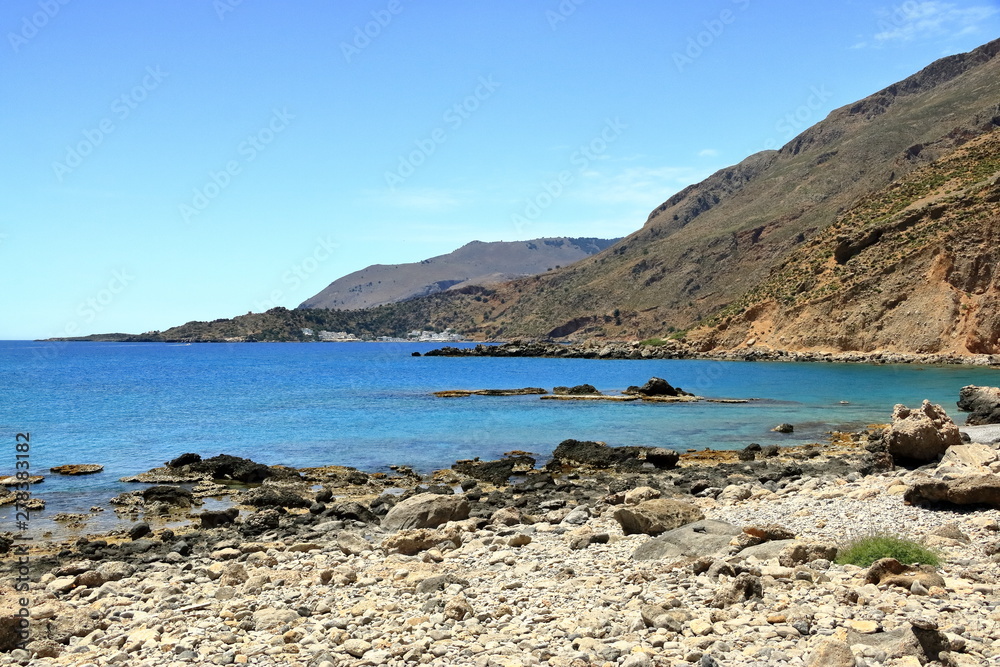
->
687 129 1000 354
300 237 618 310
432 38 1000 341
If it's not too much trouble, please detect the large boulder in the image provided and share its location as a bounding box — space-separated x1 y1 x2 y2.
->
381 493 470 531
624 377 692 397
632 519 741 561
613 499 704 536
881 401 962 463
957 385 1000 425
141 485 194 507
547 439 644 470
904 473 1000 508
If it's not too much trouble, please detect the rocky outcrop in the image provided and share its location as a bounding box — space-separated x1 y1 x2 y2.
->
613 499 705 536
433 388 547 397
381 493 470 531
957 385 1000 425
624 377 691 397
452 454 535 486
881 401 962 463
904 473 1000 507
553 384 601 396
631 519 741 560
49 464 103 475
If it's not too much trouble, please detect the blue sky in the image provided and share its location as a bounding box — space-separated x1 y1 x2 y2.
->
2 1 998 339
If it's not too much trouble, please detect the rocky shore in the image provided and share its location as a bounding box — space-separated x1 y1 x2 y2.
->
3 399 1000 667
421 341 1000 367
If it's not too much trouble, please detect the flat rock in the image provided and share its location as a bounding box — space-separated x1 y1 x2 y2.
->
381 492 470 531
904 473 1000 507
49 464 103 475
613 499 705 536
632 519 742 561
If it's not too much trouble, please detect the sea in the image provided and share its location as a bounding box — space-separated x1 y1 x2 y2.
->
1 340 998 536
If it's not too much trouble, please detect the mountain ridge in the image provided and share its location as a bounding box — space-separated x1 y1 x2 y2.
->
299 237 619 310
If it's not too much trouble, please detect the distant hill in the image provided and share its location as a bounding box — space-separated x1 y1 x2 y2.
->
299 237 619 310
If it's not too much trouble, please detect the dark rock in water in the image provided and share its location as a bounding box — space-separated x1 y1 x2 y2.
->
240 509 281 536
547 439 643 470
772 423 794 434
624 377 692 397
198 507 239 528
957 385 1000 425
326 501 376 524
141 485 194 507
237 486 311 509
187 454 287 484
128 522 151 540
453 454 536 486
411 351 421 357
553 384 601 395
166 453 202 468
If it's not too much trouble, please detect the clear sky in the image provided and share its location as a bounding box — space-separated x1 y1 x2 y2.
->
2 1 998 339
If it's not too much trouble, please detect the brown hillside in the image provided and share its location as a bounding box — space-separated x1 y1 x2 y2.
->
688 130 1000 354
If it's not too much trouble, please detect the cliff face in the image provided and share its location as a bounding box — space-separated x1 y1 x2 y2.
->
688 131 1000 355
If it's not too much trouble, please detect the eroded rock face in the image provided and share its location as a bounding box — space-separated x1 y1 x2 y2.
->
957 385 1000 425
381 493 470 531
904 473 1000 508
613 500 705 536
882 400 962 463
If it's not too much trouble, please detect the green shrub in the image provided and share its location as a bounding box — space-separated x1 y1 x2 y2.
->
835 534 940 568
640 337 668 346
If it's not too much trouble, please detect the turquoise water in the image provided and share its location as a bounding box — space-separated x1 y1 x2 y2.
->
1 340 998 524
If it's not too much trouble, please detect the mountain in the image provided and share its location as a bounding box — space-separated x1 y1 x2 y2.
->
688 129 1000 354
63 39 1000 349
299 237 618 310
414 38 1000 343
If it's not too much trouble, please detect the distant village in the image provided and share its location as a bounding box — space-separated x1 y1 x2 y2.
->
299 327 467 343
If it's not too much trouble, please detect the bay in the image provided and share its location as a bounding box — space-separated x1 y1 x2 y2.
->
1 340 997 531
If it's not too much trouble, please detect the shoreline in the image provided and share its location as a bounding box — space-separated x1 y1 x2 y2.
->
423 341 1000 367
4 427 1000 666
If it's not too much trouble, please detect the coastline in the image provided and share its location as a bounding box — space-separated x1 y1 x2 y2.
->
5 429 1000 666
422 341 1000 368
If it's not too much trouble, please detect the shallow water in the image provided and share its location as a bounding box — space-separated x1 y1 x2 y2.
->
1 340 997 532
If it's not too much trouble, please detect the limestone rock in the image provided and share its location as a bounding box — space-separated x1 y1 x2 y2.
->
381 526 461 555
806 638 856 667
904 473 1000 507
633 520 742 561
49 464 103 475
613 499 705 536
939 443 999 470
710 572 763 608
381 493 470 531
865 558 946 589
957 385 1000 425
882 401 962 463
